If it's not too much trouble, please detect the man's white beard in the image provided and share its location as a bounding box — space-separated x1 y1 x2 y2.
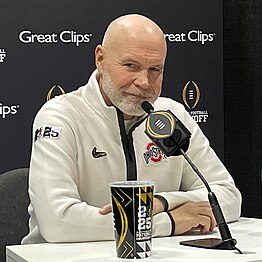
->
102 72 156 116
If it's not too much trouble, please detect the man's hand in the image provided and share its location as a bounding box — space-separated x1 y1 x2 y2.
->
99 203 112 215
152 197 165 215
99 197 165 216
170 201 217 235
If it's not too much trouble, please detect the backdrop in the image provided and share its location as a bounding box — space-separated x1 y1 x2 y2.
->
0 0 223 175
224 0 262 218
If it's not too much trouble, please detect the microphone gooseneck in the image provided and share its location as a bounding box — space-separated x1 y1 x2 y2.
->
141 101 154 114
141 101 242 254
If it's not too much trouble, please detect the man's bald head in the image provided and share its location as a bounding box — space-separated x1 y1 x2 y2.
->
102 14 167 55
95 14 167 118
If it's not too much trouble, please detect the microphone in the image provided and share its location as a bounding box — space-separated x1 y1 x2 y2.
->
141 101 154 114
141 101 242 254
141 102 191 156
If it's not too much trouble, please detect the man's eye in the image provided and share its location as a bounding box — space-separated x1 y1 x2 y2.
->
124 63 136 68
150 67 161 72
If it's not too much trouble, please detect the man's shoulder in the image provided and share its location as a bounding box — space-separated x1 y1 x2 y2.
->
154 96 185 111
40 88 80 110
34 86 88 122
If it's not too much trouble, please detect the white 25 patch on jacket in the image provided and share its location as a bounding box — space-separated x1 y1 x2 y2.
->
34 126 61 142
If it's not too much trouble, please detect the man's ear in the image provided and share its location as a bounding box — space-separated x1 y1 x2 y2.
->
95 45 105 73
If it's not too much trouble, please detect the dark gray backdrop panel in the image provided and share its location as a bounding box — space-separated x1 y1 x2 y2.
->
0 1 223 177
224 0 262 218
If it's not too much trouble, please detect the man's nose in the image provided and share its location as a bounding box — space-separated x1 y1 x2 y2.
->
133 70 150 89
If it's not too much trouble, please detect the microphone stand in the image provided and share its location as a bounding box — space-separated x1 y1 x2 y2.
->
141 101 242 253
178 147 242 254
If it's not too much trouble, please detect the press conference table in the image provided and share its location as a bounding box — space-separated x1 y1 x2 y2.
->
6 217 262 262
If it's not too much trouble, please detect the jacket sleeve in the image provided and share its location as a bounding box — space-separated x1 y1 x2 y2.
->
155 107 242 223
28 102 115 243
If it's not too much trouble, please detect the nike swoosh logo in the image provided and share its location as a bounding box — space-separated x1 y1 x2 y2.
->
92 147 107 158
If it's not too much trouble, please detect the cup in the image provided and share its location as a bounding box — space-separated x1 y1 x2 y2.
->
110 181 154 259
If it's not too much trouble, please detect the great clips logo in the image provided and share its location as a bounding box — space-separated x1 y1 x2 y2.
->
165 29 216 45
0 102 20 119
19 30 92 46
143 142 166 165
182 81 209 123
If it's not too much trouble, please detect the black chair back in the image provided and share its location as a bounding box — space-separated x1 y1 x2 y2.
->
0 168 29 262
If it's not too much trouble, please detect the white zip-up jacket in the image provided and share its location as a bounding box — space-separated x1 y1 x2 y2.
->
22 70 241 244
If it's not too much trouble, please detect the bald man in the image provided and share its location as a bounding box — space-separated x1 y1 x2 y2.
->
22 14 241 244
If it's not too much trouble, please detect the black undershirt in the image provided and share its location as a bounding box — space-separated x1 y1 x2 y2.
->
116 108 146 181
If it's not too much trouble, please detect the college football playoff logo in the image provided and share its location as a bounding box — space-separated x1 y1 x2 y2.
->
46 84 66 101
182 80 200 110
